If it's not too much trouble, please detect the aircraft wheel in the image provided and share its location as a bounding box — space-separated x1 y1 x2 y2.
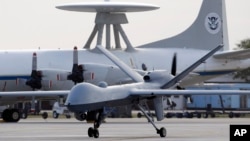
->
229 112 234 118
21 112 28 119
158 127 167 137
165 113 173 118
2 109 10 122
211 113 215 118
66 114 71 119
93 129 99 138
197 113 201 118
11 109 20 122
75 112 86 121
2 109 20 122
137 112 142 118
203 113 208 118
88 127 94 137
42 112 48 119
53 111 59 119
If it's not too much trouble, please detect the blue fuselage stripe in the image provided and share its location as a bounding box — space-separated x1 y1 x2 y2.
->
195 70 234 76
0 76 30 80
0 70 234 81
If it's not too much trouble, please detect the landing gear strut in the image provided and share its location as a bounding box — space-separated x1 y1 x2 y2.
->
87 109 104 138
138 103 167 137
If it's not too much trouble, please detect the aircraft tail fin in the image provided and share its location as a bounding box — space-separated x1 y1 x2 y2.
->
138 0 229 50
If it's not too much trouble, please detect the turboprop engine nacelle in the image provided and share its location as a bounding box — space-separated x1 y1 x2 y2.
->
58 63 127 85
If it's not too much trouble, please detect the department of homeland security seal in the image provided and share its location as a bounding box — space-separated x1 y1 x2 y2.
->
205 13 221 34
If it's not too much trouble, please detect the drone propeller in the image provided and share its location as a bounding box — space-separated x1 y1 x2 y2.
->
141 63 147 71
161 44 223 89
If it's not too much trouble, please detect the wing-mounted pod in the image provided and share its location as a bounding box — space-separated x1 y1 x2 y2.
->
153 96 165 121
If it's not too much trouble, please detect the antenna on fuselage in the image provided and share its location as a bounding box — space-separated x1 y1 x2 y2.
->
56 1 159 51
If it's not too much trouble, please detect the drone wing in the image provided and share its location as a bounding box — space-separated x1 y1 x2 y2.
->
96 45 144 82
130 89 250 97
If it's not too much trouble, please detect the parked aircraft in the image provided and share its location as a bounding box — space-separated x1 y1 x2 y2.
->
64 45 250 138
1 0 250 122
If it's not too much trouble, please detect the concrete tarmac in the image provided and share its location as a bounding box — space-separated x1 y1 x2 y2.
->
0 117 248 141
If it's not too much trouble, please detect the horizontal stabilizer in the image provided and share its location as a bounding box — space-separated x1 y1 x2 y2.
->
213 49 250 59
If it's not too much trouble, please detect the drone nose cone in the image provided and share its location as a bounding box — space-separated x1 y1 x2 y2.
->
65 83 101 112
65 83 97 105
65 83 84 105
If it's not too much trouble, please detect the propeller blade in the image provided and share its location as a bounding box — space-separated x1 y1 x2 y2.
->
171 53 177 76
67 46 84 84
26 52 42 90
32 52 37 72
73 46 78 65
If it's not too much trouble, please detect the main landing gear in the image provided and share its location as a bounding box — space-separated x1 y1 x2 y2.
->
137 103 167 138
87 109 104 138
85 106 166 138
2 109 20 122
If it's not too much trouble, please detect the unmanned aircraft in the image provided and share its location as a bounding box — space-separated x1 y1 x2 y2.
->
64 45 250 138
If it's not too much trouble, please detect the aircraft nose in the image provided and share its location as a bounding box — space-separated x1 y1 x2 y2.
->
65 83 95 106
65 84 83 105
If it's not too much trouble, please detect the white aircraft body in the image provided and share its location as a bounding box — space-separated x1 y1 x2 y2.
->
1 0 250 122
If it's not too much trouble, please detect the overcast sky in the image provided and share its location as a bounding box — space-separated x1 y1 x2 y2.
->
0 0 249 50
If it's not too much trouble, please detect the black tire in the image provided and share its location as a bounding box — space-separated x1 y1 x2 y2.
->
2 109 11 122
234 113 240 118
21 112 28 119
197 113 201 118
11 109 20 122
211 113 215 118
159 127 167 137
66 114 71 119
137 112 142 118
74 112 85 121
2 109 20 122
189 113 194 118
80 113 86 120
228 112 234 118
53 111 59 119
88 127 94 137
42 112 48 119
184 112 190 118
176 113 183 118
93 129 99 138
203 113 208 118
165 113 172 118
